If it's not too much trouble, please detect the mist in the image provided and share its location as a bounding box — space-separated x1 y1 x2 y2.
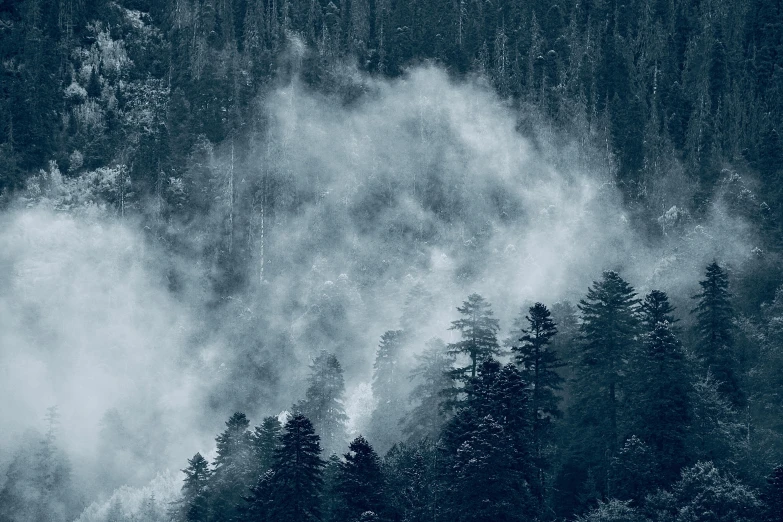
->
0 62 759 515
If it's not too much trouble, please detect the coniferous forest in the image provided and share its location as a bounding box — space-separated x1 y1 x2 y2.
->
3 0 783 520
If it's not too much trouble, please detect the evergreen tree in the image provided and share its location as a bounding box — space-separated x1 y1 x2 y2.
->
180 453 210 522
641 290 678 330
443 414 531 522
557 271 640 514
692 261 743 406
628 319 691 486
608 436 656 505
447 293 501 382
295 351 348 456
251 416 283 478
211 412 253 522
402 338 454 442
247 413 324 522
368 330 406 454
335 436 387 521
511 302 563 509
382 440 438 522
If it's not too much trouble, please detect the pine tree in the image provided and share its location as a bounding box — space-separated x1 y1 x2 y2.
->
558 271 640 512
180 453 210 522
402 338 454 442
264 413 325 522
368 330 406 453
641 290 678 330
251 416 283 478
211 412 253 522
447 293 501 382
576 271 640 449
629 315 691 486
335 436 387 521
512 302 564 509
692 261 743 406
444 414 531 522
295 351 348 456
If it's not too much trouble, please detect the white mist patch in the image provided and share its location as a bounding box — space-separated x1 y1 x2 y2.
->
0 209 208 487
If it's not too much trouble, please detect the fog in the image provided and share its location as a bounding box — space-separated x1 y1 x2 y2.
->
0 62 758 515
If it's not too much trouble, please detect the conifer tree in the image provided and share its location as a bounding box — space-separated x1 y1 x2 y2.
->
447 293 501 381
251 416 283 478
444 414 531 522
211 412 253 522
641 290 678 330
629 317 691 486
295 351 348 456
247 413 324 522
558 271 640 512
692 261 743 406
402 338 454 442
512 302 564 509
575 270 640 451
180 453 210 522
368 330 406 453
335 436 387 521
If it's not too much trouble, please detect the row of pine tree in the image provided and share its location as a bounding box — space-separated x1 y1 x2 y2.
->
174 262 783 521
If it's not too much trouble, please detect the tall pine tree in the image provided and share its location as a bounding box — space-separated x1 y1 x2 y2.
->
447 293 501 382
691 261 743 406
512 302 564 510
211 412 253 522
246 413 324 522
335 436 387 521
179 453 210 522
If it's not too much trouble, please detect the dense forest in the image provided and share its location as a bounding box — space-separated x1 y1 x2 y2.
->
3 0 783 520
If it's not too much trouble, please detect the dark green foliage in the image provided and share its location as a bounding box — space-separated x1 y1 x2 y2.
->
609 436 657 505
628 318 692 487
443 414 532 522
641 290 678 330
557 271 640 515
295 351 348 456
447 293 501 381
763 465 783 522
251 416 283 478
180 453 211 522
692 262 743 406
246 413 324 522
382 440 438 522
211 412 254 521
439 359 535 522
511 302 564 509
335 436 386 522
